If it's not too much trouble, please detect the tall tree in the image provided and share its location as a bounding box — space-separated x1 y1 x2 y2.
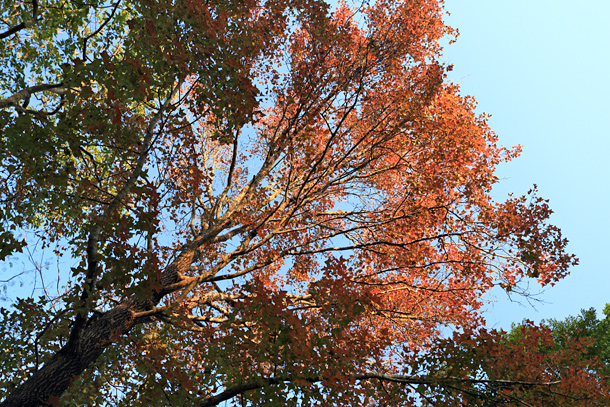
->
0 0 601 405
542 305 610 378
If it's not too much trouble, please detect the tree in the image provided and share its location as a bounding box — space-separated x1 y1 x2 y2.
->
0 0 600 405
542 305 610 379
424 321 609 406
506 305 610 383
440 306 610 407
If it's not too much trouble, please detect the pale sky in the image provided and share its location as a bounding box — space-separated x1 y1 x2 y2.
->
442 0 610 329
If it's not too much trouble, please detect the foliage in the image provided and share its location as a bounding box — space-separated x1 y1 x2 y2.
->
507 305 610 383
0 0 602 405
448 305 610 407
545 305 610 377
428 322 608 406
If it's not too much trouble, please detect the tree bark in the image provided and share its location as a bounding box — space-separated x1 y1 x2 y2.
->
1 247 199 407
1 306 135 407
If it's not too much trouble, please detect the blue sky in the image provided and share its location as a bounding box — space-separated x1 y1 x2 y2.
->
442 0 610 329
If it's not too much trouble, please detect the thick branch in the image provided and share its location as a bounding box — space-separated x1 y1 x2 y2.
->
0 0 38 39
0 83 64 109
199 378 282 407
0 305 135 407
0 243 200 407
72 80 183 338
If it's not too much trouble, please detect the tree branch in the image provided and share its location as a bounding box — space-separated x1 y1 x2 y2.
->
71 79 184 342
82 0 121 61
0 83 65 110
0 0 38 39
197 373 563 407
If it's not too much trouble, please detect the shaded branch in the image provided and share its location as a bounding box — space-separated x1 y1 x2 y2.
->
72 79 184 340
197 373 562 407
82 0 121 61
0 0 38 39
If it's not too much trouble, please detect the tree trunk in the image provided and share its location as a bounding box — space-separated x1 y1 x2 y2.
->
1 247 198 406
1 305 136 407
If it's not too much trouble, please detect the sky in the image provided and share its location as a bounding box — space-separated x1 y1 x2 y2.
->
441 0 610 329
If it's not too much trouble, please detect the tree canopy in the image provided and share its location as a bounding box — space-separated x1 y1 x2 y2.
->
451 305 610 407
0 0 603 405
508 305 610 382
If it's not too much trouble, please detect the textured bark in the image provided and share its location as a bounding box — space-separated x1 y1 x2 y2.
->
0 247 198 407
1 306 134 407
